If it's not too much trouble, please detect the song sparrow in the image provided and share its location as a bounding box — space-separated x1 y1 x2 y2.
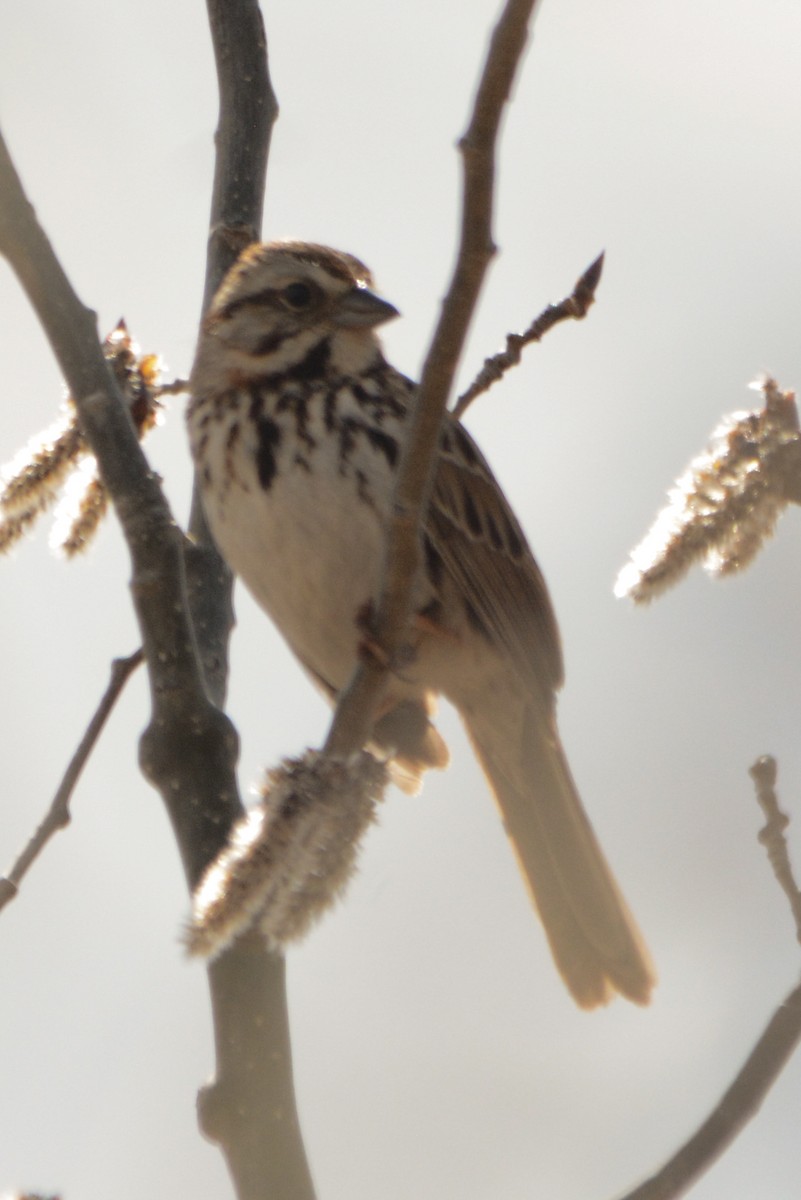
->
187 241 654 1008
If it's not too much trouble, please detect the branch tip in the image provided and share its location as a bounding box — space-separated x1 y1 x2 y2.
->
750 754 778 792
452 246 603 419
748 756 801 945
575 249 604 311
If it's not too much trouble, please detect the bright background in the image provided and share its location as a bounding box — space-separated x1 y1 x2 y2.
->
2 2 801 1197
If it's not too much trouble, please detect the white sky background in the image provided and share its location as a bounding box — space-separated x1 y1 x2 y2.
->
2 1 801 1197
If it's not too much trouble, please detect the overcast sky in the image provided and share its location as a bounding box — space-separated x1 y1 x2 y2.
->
2 2 801 1198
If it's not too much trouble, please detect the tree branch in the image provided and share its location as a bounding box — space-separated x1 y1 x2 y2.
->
750 756 801 943
324 0 542 759
0 6 308 1198
0 649 143 914
452 250 604 419
184 7 316 1200
0 124 245 879
616 759 801 1200
186 0 278 708
618 981 801 1200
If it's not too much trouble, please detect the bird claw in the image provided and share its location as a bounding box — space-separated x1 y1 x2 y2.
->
355 600 416 675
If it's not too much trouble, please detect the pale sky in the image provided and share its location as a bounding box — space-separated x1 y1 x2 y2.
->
2 2 801 1198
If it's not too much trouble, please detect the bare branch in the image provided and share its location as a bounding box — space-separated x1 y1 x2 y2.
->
616 759 801 1200
0 649 143 914
325 0 542 760
452 251 604 419
750 756 801 944
155 375 190 397
185 0 278 707
0 17 295 1198
617 981 801 1200
181 8 316 1200
0 127 241 885
202 0 277 311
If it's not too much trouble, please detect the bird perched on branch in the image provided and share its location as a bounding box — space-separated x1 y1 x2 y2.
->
187 240 654 1008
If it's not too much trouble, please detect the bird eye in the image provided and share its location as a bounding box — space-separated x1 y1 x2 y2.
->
282 282 315 310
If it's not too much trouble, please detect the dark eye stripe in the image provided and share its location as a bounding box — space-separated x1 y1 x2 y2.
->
218 288 282 320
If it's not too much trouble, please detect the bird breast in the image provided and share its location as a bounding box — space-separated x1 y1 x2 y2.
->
189 381 422 691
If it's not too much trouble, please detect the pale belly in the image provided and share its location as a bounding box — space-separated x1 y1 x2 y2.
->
218 474 386 688
196 401 408 692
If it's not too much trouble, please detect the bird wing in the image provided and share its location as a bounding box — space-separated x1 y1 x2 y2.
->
425 414 564 699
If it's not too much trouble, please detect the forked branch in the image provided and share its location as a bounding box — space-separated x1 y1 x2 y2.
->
0 3 308 1197
0 125 240 884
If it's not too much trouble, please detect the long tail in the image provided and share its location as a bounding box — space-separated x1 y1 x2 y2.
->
463 704 655 1008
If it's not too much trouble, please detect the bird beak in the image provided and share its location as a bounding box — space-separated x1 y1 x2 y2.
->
335 286 400 330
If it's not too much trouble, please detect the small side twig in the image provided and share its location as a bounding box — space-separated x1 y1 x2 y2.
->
155 375 190 397
452 250 604 419
750 755 801 945
0 648 143 914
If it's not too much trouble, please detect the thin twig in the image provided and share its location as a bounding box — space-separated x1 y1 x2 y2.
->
452 251 604 419
615 760 801 1200
750 756 801 944
155 376 190 397
0 649 143 914
325 0 541 759
617 981 801 1200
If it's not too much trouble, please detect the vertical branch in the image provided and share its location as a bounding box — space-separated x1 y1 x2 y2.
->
188 7 316 1200
0 5 309 1197
0 134 241 880
325 0 541 757
204 0 277 310
187 0 278 706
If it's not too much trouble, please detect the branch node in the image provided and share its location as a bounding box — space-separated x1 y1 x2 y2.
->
208 220 260 258
749 756 801 945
